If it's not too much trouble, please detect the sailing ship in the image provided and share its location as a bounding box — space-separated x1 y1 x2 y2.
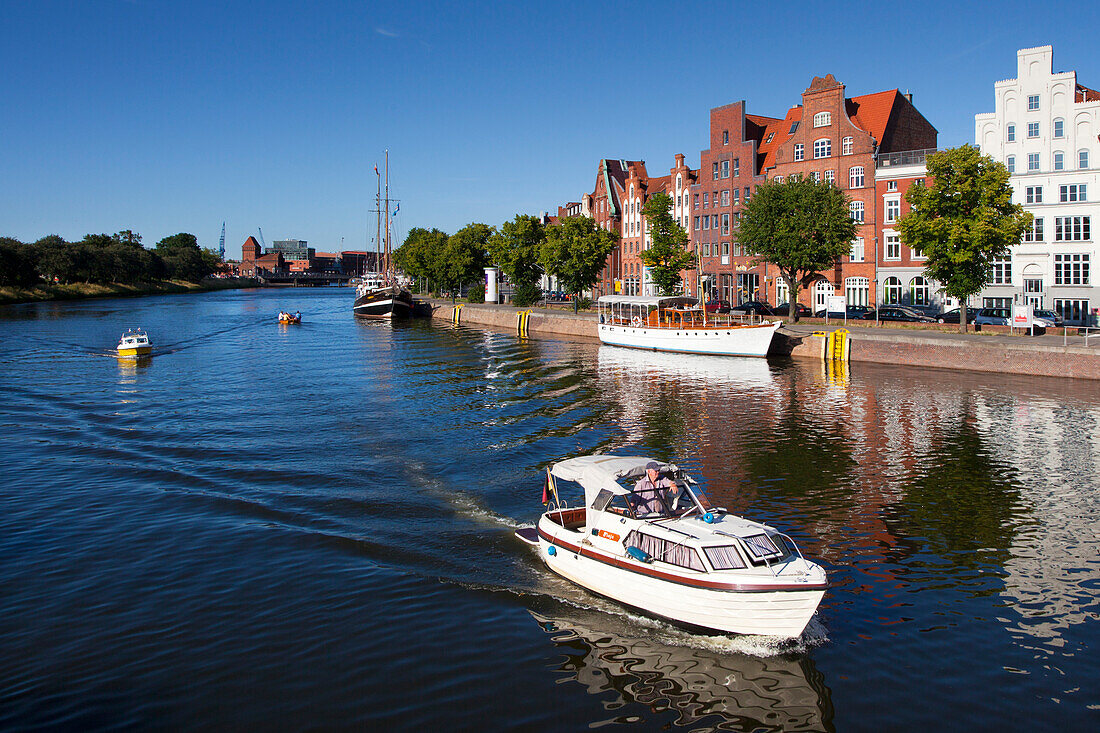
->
353 151 415 319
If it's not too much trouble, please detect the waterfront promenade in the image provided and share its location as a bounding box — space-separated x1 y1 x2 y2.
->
428 300 1100 381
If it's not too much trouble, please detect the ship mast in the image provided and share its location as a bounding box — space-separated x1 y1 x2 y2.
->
383 150 391 280
375 163 382 277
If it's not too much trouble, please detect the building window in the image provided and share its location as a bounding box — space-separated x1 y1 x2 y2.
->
712 214 719 229
910 276 930 306
773 176 783 184
813 111 831 127
824 170 835 185
702 242 710 257
733 158 740 177
721 242 730 257
1028 94 1040 111
813 138 831 159
1054 216 1091 241
712 162 719 180
693 216 700 230
723 130 729 145
885 198 901 223
721 214 730 235
1007 124 1016 142
702 192 708 208
794 143 804 161
744 187 750 203
720 190 729 206
1054 299 1089 325
849 166 865 188
850 201 864 223
1080 150 1090 169
887 180 898 192
1007 155 1016 173
693 193 699 209
842 137 853 155
884 276 902 305
1028 153 1040 172
732 188 740 205
846 277 869 306
885 234 901 260
1024 217 1044 242
990 257 1011 285
1054 118 1065 138
1060 184 1087 202
718 160 728 178
811 171 820 183
813 279 835 311
702 216 709 230
1054 254 1090 285
1026 186 1043 204
766 132 775 143
850 237 864 262
1027 121 1039 138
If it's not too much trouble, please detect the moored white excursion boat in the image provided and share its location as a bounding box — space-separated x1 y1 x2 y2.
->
515 455 827 637
116 329 152 358
597 295 780 358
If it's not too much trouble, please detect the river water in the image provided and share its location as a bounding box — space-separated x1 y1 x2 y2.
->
2 287 1098 731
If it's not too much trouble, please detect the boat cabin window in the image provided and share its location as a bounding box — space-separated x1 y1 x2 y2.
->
624 530 705 572
590 489 613 512
702 545 747 570
627 488 673 518
741 533 787 565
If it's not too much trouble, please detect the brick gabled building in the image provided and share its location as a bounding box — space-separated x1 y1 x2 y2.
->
693 101 782 303
586 159 633 296
765 74 938 310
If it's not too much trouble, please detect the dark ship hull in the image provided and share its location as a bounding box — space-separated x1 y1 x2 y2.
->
353 285 414 318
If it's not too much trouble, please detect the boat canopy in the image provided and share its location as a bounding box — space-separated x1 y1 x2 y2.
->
597 295 698 308
551 455 680 507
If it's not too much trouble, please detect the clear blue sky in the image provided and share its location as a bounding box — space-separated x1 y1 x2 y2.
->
2 0 1097 256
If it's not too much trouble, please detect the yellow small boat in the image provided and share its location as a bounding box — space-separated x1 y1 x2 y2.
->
278 311 302 324
117 329 152 357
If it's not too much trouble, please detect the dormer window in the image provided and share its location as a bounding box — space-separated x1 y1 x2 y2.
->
813 111 831 127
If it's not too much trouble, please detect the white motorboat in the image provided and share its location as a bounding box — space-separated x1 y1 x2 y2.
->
116 329 152 358
515 455 827 637
597 295 780 357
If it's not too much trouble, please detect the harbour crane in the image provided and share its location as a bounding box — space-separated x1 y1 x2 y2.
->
257 227 267 249
218 222 226 260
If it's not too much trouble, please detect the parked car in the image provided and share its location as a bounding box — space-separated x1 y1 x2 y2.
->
773 302 812 317
935 308 978 324
814 305 872 319
704 299 732 313
1034 308 1065 327
861 306 936 323
976 307 1056 329
729 300 774 315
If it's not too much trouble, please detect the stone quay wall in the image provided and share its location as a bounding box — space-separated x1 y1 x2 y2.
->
426 301 1100 380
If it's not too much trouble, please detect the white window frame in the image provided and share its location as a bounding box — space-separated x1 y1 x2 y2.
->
1054 152 1064 171
849 166 865 188
885 233 901 260
850 237 865 262
1054 118 1064 138
1027 94 1040 111
1027 121 1039 139
1054 253 1090 285
813 111 831 127
813 138 831 159
850 201 865 223
1080 150 1090 169
846 277 869 306
842 136 853 155
794 143 804 162
885 197 901 223
1007 155 1016 173
1028 153 1040 172
1007 124 1016 142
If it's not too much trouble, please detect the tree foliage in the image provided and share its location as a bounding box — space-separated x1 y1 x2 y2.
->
540 216 618 311
487 214 545 290
438 223 493 301
155 232 212 281
639 192 695 296
898 145 1031 332
394 227 449 292
0 237 39 286
737 174 856 321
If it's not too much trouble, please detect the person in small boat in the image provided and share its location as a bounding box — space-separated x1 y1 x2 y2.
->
631 461 681 517
294 311 301 320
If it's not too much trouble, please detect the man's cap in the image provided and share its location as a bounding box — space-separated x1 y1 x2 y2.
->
645 461 660 470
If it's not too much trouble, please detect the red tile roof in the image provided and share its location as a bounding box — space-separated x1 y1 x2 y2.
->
758 107 801 171
1077 84 1100 103
845 89 901 142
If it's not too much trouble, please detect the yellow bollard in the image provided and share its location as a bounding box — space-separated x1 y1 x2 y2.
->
453 304 463 324
826 328 850 362
518 309 532 337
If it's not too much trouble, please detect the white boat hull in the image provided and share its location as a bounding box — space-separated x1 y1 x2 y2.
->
538 521 824 638
597 321 780 358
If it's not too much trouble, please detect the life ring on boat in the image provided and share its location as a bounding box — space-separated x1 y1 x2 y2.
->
631 316 642 327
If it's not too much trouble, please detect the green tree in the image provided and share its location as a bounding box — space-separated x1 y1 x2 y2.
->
155 233 211 281
439 223 493 303
33 235 79 283
639 192 696 296
487 214 546 293
898 145 1031 333
540 216 618 312
116 230 142 247
0 237 39 286
395 227 448 293
737 174 856 322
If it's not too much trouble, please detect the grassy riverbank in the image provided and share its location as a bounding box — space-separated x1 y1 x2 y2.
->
0 277 261 306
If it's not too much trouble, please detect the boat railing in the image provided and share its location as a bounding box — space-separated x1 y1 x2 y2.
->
599 311 771 329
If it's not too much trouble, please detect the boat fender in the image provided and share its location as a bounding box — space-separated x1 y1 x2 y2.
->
625 546 652 563
547 546 557 557
703 512 715 524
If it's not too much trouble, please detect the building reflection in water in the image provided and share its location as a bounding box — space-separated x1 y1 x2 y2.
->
531 609 833 732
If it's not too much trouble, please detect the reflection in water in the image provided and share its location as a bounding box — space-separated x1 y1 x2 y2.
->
532 609 833 732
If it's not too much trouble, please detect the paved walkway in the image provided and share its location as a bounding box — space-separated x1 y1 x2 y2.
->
780 320 1100 352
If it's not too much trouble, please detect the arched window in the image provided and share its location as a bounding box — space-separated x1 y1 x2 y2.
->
813 111 831 127
813 138 831 159
775 276 790 305
676 174 682 191
884 277 902 305
1053 118 1065 138
849 201 864 223
1080 150 1091 169
1054 151 1065 170
910 276 929 306
842 137 853 155
849 166 865 188
846 277 869 306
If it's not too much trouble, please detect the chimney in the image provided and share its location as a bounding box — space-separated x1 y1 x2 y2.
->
675 153 685 167
903 89 913 103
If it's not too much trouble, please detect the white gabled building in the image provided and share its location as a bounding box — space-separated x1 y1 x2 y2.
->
975 45 1099 325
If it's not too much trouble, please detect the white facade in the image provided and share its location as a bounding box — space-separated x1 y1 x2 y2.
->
975 45 1099 324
